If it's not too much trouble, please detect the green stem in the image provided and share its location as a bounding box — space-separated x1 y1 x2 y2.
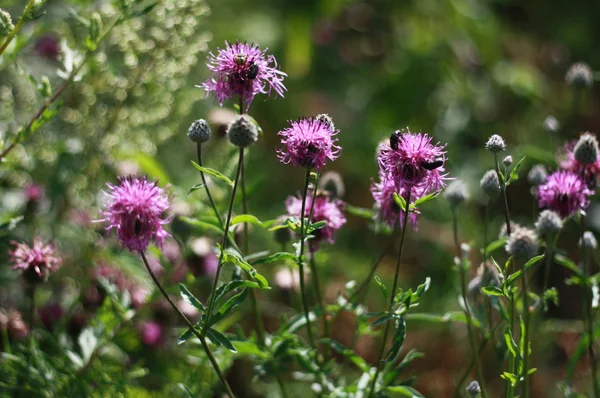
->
0 0 37 57
521 258 531 398
506 291 516 398
275 373 290 398
309 251 329 356
542 242 554 309
367 189 412 398
494 153 512 238
297 168 316 350
140 252 234 398
196 143 223 226
203 148 243 334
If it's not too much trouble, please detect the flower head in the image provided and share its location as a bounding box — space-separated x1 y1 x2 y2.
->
480 170 500 197
277 116 340 170
574 132 599 165
200 41 286 110
285 190 346 250
543 115 560 133
535 210 563 239
505 226 538 259
580 231 598 250
444 179 469 208
527 164 548 186
227 115 258 147
187 119 211 143
537 170 593 218
377 129 448 194
466 381 481 397
319 171 345 199
485 134 506 153
99 176 171 253
370 173 419 229
565 62 593 89
559 138 600 187
10 238 62 283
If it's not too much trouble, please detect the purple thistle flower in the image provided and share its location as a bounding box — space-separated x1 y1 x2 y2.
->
559 138 600 187
277 116 341 170
9 238 62 283
99 176 171 253
200 41 287 110
537 170 593 218
370 172 419 229
285 191 346 251
377 129 448 195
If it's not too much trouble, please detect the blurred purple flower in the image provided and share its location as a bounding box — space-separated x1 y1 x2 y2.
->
24 184 44 203
277 116 341 170
139 321 165 347
370 172 419 229
186 238 218 278
39 303 64 332
377 129 448 195
99 176 171 253
34 35 60 60
200 41 286 110
537 170 593 217
285 190 346 250
10 238 62 283
0 310 29 341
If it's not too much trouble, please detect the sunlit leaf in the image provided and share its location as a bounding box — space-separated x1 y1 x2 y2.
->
191 161 234 186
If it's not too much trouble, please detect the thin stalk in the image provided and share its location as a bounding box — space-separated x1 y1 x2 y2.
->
453 207 488 398
309 251 329 355
542 241 554 303
521 257 531 398
275 374 290 398
494 153 512 238
483 201 494 332
140 252 234 398
203 148 243 334
196 143 223 226
506 291 516 398
367 190 412 398
354 235 397 301
0 0 37 56
297 168 316 349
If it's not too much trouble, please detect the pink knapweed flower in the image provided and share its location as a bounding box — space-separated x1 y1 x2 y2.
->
200 41 286 110
277 116 341 170
370 172 419 229
537 170 593 218
377 129 448 194
10 238 62 282
559 138 600 187
99 176 171 253
285 191 346 250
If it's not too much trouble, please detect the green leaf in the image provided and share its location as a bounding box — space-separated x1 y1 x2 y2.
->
191 161 234 187
374 275 388 301
231 341 270 360
393 192 407 212
346 205 375 219
484 238 506 256
213 280 263 310
324 339 369 372
384 386 425 398
385 316 407 363
555 254 582 275
482 286 504 297
179 284 205 311
187 183 205 195
405 312 482 329
251 252 296 265
414 277 431 299
501 372 518 386
180 216 224 235
220 250 269 288
230 214 270 227
308 220 326 231
504 328 518 359
117 152 171 184
283 311 319 333
523 254 545 270
178 327 195 345
507 156 526 185
413 190 441 207
371 314 393 327
212 289 249 323
205 327 237 352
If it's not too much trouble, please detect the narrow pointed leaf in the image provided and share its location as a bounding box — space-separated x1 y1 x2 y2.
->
191 161 234 186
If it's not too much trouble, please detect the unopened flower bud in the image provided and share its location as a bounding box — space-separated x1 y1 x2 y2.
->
480 170 500 196
566 62 593 89
535 210 563 239
506 226 538 259
319 171 345 199
227 115 258 148
579 231 598 250
188 119 211 143
543 116 560 133
0 9 14 36
485 134 506 153
574 132 599 165
527 164 547 186
503 155 513 167
466 381 481 397
444 180 469 208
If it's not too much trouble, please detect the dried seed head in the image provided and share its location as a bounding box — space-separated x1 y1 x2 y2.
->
535 210 563 239
187 119 212 143
227 115 258 148
485 134 506 153
480 170 500 197
565 62 593 89
444 179 469 208
574 132 599 165
579 231 598 250
506 226 538 259
527 164 548 186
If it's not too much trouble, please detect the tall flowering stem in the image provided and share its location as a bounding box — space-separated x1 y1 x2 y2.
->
453 210 488 398
521 257 531 398
196 143 223 226
297 168 317 349
0 0 37 56
139 252 234 398
203 149 244 335
367 189 412 398
494 153 512 237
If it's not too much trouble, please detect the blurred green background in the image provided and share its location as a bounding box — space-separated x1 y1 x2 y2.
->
1 0 600 396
